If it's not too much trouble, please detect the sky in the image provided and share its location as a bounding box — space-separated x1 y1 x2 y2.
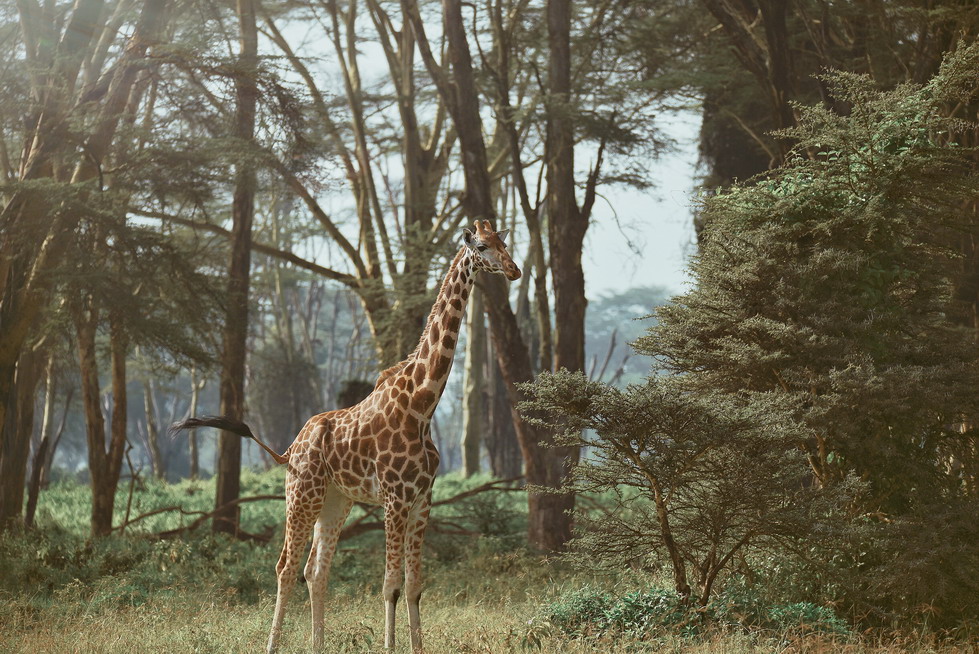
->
277 17 703 303
582 109 700 300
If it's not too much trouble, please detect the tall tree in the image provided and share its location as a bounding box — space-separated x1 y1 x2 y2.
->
461 285 486 476
0 0 170 531
213 0 259 536
647 47 979 621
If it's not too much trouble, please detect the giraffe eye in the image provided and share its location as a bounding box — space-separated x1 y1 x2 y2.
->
476 244 488 252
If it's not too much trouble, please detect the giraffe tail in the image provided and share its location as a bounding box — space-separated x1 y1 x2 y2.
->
170 415 289 465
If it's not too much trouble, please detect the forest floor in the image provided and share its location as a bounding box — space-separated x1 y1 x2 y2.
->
1 472 974 653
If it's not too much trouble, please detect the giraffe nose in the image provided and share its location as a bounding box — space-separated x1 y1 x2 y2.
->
505 265 521 281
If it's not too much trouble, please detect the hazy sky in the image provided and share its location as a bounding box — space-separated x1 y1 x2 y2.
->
583 110 700 300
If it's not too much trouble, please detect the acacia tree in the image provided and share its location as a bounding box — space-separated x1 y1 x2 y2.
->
649 47 979 621
212 0 260 536
528 371 848 605
401 0 665 550
0 0 171 531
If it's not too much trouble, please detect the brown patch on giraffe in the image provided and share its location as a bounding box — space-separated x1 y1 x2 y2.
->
412 362 426 387
461 287 469 301
431 355 452 379
419 341 430 359
430 323 440 342
412 389 435 413
408 440 423 456
442 334 455 350
446 315 460 332
450 298 462 311
391 455 407 470
395 377 407 390
390 437 407 453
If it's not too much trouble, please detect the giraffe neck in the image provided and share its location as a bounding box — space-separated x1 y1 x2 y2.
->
407 246 476 417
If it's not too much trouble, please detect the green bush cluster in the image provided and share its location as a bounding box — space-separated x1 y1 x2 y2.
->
542 582 849 641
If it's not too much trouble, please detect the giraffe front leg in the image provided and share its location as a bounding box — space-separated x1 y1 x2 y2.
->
404 500 432 653
382 499 410 650
305 485 353 650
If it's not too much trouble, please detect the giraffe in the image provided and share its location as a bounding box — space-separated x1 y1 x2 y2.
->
173 220 520 653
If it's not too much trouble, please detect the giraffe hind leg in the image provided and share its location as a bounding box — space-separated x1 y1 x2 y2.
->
266 480 324 654
305 484 353 650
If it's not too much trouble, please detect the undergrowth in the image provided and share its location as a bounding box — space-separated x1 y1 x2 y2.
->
1 470 973 653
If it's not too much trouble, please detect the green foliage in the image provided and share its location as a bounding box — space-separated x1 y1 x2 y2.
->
526 369 855 606
543 587 616 637
530 44 979 630
541 583 849 641
639 45 979 626
709 579 849 636
2 474 974 653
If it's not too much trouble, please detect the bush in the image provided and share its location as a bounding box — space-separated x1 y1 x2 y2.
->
541 582 850 641
543 587 615 636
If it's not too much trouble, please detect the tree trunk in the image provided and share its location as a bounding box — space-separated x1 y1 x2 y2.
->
24 355 55 528
652 476 691 601
408 0 577 550
214 0 258 536
539 0 582 549
0 0 169 506
189 367 204 480
481 276 574 551
0 346 42 530
142 378 165 480
547 0 586 375
74 297 110 536
461 285 486 476
105 310 129 532
486 349 522 479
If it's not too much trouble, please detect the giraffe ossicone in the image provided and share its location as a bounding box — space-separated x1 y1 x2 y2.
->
173 219 520 653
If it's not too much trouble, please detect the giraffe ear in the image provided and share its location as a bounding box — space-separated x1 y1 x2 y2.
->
462 228 475 246
496 229 510 244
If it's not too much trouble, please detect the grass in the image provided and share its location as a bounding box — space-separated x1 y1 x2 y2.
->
1 471 974 653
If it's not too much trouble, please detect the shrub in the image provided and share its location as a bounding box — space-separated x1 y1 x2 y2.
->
544 587 615 636
541 582 850 640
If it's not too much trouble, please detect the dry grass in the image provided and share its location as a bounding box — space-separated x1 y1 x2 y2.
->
3 579 974 654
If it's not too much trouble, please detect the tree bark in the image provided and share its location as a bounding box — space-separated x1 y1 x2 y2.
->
24 355 55 528
73 296 130 538
142 378 165 480
480 276 573 550
0 346 42 530
485 349 523 479
214 0 258 536
0 0 169 514
407 0 577 550
547 0 586 375
461 285 486 476
539 0 582 549
188 367 204 480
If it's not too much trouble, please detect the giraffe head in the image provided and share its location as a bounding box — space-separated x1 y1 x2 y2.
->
463 220 521 281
